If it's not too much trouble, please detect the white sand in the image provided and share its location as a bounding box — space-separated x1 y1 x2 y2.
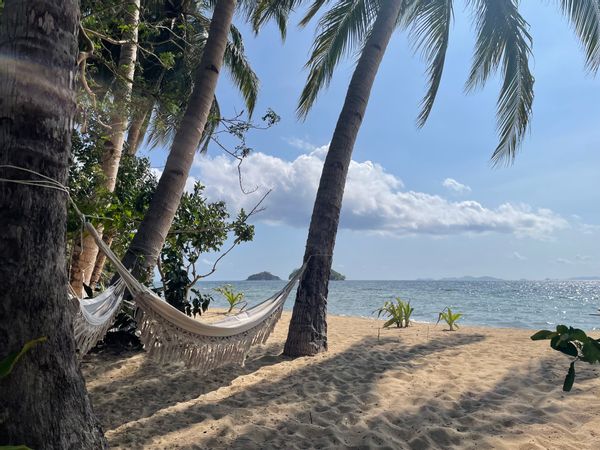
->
83 312 600 449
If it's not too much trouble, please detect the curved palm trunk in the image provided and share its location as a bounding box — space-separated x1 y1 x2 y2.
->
283 0 403 357
126 98 152 155
120 0 236 278
0 1 107 447
72 0 140 295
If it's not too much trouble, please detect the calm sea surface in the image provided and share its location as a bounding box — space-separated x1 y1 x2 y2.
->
196 280 600 331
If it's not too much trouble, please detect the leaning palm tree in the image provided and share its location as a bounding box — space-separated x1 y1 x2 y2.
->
85 3 259 286
252 0 600 356
119 0 239 278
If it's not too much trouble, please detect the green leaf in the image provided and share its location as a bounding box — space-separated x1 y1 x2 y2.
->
530 330 556 341
557 342 579 358
563 361 576 392
556 325 569 335
569 328 588 343
0 337 47 379
383 318 396 328
581 340 600 363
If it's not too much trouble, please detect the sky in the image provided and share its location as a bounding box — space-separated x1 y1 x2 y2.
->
140 1 600 281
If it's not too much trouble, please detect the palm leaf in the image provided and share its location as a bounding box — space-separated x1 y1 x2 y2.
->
225 25 260 116
557 0 600 73
403 0 453 126
466 0 534 165
297 0 381 118
252 0 303 38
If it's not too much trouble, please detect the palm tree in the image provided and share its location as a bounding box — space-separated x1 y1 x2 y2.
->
0 1 107 447
86 0 259 286
120 0 239 278
72 0 141 296
253 0 600 356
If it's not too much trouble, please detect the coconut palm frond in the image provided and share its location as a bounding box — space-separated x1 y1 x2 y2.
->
297 0 381 118
466 0 534 165
404 0 453 127
225 25 259 116
252 0 302 38
557 0 600 72
299 0 333 27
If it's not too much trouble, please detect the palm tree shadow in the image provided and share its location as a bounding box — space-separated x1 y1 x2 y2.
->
84 341 288 430
104 332 486 447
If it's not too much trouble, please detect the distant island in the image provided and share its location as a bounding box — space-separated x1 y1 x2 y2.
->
246 271 281 281
288 268 346 281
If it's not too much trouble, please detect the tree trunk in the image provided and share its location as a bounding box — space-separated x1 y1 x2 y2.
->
120 0 236 279
89 231 115 288
283 0 403 357
0 1 107 448
126 98 152 155
71 0 140 295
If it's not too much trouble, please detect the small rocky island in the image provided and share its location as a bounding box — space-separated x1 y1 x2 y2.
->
288 268 346 280
246 271 281 281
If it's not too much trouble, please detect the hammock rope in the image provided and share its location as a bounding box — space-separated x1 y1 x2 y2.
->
1 164 310 373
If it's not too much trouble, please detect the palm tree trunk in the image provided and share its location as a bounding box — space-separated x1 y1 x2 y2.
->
89 231 115 288
72 0 140 295
126 99 152 155
283 0 403 357
120 0 236 278
0 1 107 447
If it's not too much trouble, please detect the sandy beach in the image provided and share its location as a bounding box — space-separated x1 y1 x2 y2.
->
82 312 600 449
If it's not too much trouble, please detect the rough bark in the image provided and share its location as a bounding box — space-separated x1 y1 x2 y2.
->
71 0 140 295
120 0 236 278
283 0 404 357
0 1 107 448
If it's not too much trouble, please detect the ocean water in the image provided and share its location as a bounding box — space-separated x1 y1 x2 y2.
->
196 279 600 331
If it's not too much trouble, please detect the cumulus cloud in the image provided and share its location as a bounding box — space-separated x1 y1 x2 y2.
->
151 168 197 193
556 258 574 265
284 137 318 152
442 178 472 194
193 147 568 239
512 251 527 261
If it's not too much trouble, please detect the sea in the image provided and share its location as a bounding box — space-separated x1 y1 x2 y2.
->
196 279 600 331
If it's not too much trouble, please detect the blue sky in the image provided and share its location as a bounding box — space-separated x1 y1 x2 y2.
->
141 2 600 280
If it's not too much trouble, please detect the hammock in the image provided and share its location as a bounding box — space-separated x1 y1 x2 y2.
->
73 222 305 373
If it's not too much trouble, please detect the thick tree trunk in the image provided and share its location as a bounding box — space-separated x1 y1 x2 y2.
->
71 0 140 295
120 0 236 278
0 1 107 448
283 0 403 357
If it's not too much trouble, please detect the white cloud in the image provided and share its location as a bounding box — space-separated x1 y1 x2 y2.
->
442 178 472 194
193 147 568 239
575 254 593 262
512 251 527 261
556 258 574 265
284 137 318 152
151 168 197 193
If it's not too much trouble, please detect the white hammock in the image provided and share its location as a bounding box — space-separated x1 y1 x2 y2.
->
73 222 305 373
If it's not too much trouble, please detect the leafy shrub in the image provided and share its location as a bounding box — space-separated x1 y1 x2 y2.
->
214 285 246 314
531 325 600 391
375 298 413 328
437 307 462 331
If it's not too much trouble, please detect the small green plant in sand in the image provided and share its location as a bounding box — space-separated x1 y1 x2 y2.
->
531 325 600 392
375 298 414 328
214 285 246 314
437 307 463 331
